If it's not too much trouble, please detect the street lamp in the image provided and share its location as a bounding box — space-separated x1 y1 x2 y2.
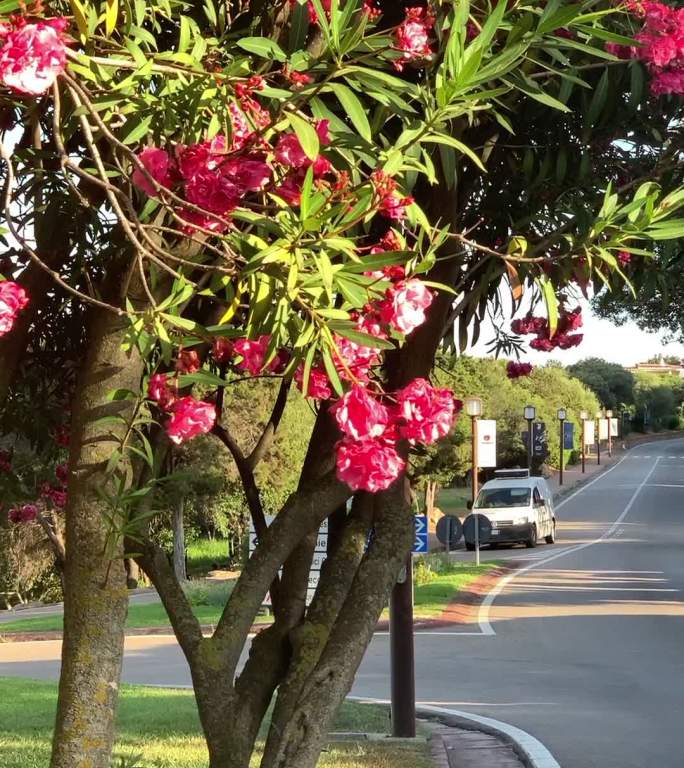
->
579 410 589 474
605 409 613 457
557 408 567 486
596 410 603 465
524 404 536 471
464 396 483 566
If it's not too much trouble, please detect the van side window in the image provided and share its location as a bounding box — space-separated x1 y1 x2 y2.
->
533 487 542 504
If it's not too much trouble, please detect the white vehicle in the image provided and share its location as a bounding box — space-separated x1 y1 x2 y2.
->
467 469 556 549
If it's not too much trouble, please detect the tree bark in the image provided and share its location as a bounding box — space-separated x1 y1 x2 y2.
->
173 496 187 582
50 284 145 768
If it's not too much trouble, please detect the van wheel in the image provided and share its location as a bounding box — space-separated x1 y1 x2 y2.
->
465 542 476 551
525 524 537 548
545 522 556 545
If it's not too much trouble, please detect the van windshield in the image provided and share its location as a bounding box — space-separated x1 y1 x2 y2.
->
476 487 531 509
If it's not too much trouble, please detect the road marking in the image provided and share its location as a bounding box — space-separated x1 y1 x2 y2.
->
647 483 684 489
478 457 661 636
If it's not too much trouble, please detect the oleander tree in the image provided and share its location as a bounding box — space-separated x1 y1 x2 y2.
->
1 2 683 768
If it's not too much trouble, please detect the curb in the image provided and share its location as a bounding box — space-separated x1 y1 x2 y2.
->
416 704 561 768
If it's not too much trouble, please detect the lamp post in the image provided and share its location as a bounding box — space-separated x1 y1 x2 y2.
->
465 396 483 566
557 408 567 485
596 411 603 465
580 410 589 474
524 405 536 471
606 409 613 457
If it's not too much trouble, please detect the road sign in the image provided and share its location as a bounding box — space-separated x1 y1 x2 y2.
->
463 513 492 545
435 515 463 548
478 419 497 467
563 421 575 450
250 516 328 606
413 515 428 553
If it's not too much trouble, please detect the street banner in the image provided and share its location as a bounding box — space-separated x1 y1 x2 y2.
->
533 422 547 458
610 417 619 437
584 420 595 445
598 418 609 441
563 421 575 450
477 419 497 467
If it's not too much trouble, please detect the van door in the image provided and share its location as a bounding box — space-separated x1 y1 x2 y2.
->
532 486 546 535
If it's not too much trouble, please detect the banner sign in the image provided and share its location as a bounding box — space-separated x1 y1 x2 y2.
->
584 420 595 446
610 417 619 438
477 419 497 468
598 418 609 441
533 422 547 458
563 421 575 450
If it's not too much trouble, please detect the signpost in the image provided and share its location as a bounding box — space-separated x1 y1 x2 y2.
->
413 515 428 554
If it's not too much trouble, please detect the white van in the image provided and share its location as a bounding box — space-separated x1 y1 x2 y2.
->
468 470 556 549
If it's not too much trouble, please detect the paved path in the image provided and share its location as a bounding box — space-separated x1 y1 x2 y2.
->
2 438 684 767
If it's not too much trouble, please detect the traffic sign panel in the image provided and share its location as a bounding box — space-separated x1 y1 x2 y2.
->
413 515 429 553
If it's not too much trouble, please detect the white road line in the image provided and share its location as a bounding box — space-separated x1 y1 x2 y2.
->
648 483 684 488
478 457 661 636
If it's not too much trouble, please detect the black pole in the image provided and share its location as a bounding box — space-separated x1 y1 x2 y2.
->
390 553 415 737
527 419 533 470
559 419 565 486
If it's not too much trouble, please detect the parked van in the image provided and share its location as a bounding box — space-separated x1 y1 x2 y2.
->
467 470 556 549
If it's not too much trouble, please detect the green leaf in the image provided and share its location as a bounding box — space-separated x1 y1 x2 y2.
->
327 322 396 350
329 83 372 142
122 115 153 145
287 113 320 161
540 279 559 336
422 134 486 172
586 69 609 127
237 37 287 62
646 220 684 240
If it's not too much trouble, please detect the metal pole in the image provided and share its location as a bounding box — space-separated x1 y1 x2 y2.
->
597 421 601 465
471 416 480 567
581 420 586 474
559 418 565 486
390 553 415 737
608 418 612 457
527 418 533 470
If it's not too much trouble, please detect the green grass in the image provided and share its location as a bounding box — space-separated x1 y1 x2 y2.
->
435 487 471 515
0 558 496 634
186 538 235 576
0 677 431 768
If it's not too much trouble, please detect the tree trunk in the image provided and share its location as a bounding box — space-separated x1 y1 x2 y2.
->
173 496 187 582
50 294 144 768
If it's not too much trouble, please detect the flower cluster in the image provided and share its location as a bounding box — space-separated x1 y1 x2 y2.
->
147 374 216 444
0 449 11 473
8 503 38 524
0 17 68 95
608 1 684 95
333 379 457 492
511 307 583 352
393 6 435 71
506 361 533 379
371 171 413 221
0 280 29 337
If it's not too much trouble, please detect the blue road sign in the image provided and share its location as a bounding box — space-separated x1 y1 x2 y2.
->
413 515 429 553
563 421 575 450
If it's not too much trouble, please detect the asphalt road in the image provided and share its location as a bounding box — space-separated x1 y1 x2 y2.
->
2 438 684 767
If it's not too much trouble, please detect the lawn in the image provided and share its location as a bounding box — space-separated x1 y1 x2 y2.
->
435 487 471 515
0 677 432 768
0 559 496 635
186 538 236 576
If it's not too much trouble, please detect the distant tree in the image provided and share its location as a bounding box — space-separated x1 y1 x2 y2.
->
664 356 683 366
568 358 635 410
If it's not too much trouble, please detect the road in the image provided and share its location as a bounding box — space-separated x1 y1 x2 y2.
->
2 439 684 767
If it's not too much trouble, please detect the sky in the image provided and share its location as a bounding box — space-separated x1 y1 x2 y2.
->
467 296 684 368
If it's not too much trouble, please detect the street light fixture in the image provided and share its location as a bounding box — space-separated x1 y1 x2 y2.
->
579 410 589 474
464 396 483 566
524 405 536 471
557 408 567 486
596 410 603 465
605 409 614 457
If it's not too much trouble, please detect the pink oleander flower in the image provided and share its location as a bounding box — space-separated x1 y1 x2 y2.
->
275 171 305 206
9 503 38 524
55 463 69 484
331 384 391 441
506 361 533 379
233 335 288 376
212 337 233 364
176 349 201 374
335 435 405 492
0 18 68 95
0 280 29 336
166 396 216 445
617 250 632 266
295 363 332 400
651 67 684 94
274 120 331 170
0 449 11 473
396 378 456 445
333 334 382 382
132 147 176 197
379 279 433 335
147 373 178 411
393 6 435 71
